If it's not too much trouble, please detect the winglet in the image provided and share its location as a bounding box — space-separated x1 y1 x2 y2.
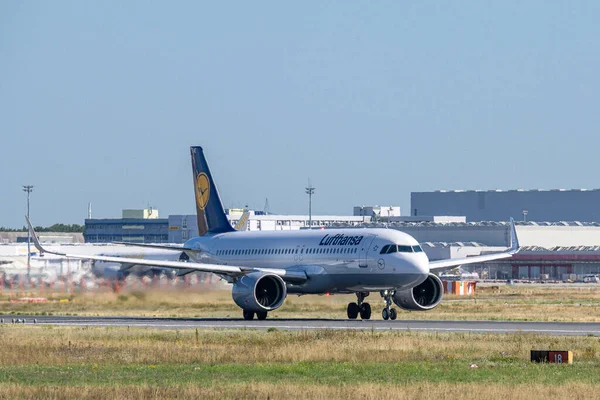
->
25 216 67 257
25 215 46 255
508 217 519 253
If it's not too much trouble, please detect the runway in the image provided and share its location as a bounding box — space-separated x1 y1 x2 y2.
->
3 315 600 336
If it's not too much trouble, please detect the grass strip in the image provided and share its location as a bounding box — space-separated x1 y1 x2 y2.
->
0 361 597 387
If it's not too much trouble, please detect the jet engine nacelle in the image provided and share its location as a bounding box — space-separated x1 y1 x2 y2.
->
232 272 287 312
393 273 443 311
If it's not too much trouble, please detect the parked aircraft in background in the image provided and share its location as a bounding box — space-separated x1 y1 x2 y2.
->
27 146 518 320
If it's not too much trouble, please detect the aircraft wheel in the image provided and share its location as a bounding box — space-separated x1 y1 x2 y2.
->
347 302 359 319
382 308 390 320
243 310 255 320
359 303 371 320
256 311 268 320
390 308 397 321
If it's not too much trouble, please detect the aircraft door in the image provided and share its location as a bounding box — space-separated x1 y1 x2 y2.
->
358 235 376 268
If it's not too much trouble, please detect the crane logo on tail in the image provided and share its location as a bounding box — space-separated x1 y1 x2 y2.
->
195 172 210 210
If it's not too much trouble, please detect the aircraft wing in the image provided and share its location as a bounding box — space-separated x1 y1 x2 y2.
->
429 218 519 271
25 217 307 283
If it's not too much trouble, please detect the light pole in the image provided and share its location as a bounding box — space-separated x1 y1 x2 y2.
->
305 180 315 229
23 185 34 280
522 209 528 222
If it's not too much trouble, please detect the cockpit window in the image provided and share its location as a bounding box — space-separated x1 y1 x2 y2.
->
382 244 420 254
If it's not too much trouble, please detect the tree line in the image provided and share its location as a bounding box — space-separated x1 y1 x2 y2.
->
0 224 85 233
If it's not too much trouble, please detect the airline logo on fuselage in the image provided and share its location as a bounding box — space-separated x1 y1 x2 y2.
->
195 172 210 210
319 234 363 246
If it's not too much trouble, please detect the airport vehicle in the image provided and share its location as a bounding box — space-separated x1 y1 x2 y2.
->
26 146 519 321
583 275 600 283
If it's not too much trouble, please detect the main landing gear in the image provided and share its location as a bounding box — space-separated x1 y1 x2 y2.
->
380 290 397 321
243 310 268 321
347 292 371 320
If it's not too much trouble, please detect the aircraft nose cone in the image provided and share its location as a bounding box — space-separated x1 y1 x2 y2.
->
413 254 430 275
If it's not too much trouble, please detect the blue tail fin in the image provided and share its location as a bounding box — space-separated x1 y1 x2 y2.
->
191 146 234 236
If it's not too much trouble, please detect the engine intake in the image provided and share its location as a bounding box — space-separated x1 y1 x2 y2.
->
393 273 443 311
232 272 287 312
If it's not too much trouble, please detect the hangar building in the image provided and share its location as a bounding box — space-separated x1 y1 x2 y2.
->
411 189 600 222
84 209 168 243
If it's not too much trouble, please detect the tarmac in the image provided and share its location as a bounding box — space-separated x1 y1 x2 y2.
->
2 315 600 336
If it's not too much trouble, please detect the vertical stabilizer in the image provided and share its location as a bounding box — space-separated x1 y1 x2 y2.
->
190 146 235 235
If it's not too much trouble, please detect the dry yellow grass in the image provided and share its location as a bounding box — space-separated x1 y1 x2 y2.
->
3 285 600 321
0 325 598 366
0 382 598 400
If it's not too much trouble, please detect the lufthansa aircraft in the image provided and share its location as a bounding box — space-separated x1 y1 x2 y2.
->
26 146 519 321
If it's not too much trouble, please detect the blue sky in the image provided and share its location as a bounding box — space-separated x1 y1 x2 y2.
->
2 1 599 227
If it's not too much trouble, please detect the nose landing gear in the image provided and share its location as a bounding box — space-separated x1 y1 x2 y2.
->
347 292 371 320
380 290 397 321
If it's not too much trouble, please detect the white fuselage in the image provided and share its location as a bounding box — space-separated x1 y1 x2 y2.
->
184 228 430 294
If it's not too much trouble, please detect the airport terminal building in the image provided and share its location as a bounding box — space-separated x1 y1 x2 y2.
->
411 189 600 222
84 209 169 243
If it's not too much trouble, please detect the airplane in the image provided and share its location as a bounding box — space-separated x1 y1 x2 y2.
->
26 146 519 321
